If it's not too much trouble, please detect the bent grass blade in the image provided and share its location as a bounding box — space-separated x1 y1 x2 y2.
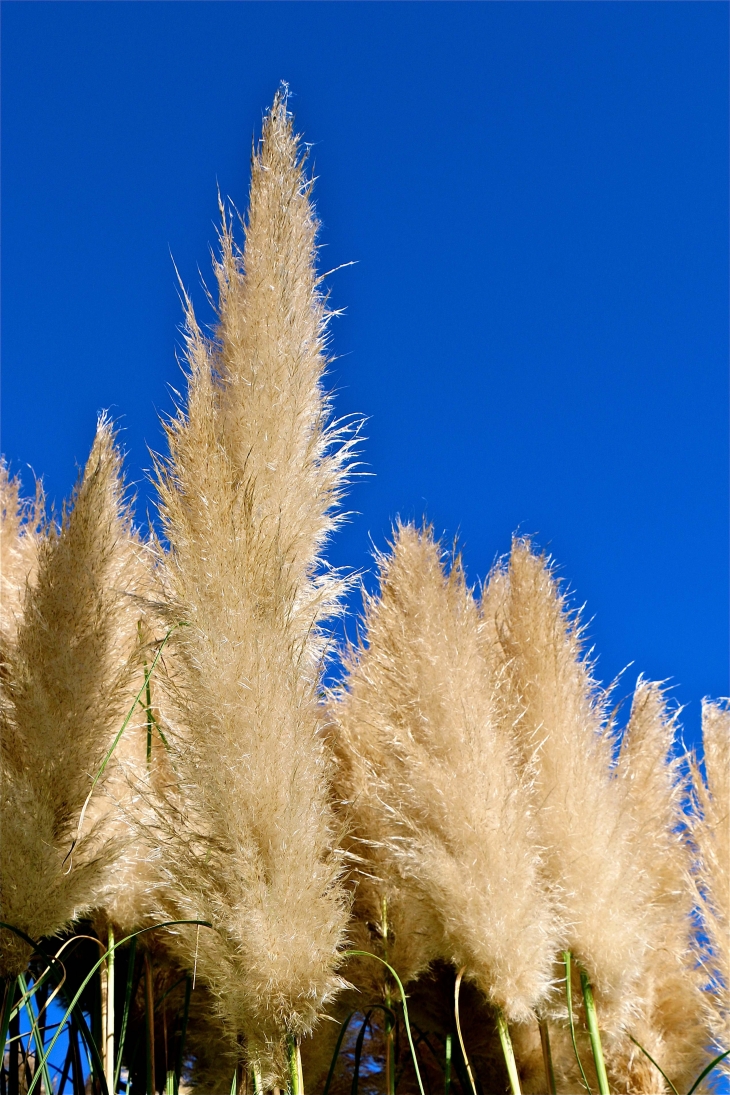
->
346 951 426 1095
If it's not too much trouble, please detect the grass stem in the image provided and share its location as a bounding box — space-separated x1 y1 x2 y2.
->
444 1032 452 1095
454 968 477 1095
286 1035 303 1095
106 924 116 1093
538 1019 556 1095
173 973 192 1095
17 973 53 1095
563 951 591 1094
579 969 608 1095
496 1011 522 1095
145 953 155 1095
115 938 137 1094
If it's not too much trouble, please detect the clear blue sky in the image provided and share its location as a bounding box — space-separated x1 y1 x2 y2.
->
2 1 728 749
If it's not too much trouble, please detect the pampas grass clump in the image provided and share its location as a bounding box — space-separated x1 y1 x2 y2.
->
1 89 727 1095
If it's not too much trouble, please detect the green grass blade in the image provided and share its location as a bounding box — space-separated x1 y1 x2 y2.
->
350 1011 373 1095
173 974 192 1095
627 1035 678 1095
538 1019 557 1095
322 1011 359 1095
115 937 138 1093
0 976 18 1060
496 1011 522 1095
23 920 211 1095
579 969 608 1095
444 1032 452 1095
563 952 592 1095
346 950 426 1095
686 1049 730 1095
286 1034 303 1095
18 973 53 1095
230 1069 237 1095
454 967 477 1095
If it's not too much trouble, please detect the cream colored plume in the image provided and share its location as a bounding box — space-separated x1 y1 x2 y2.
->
0 418 141 975
0 461 43 649
151 88 353 1082
331 523 560 1022
482 539 649 1027
604 680 706 1093
691 699 730 1075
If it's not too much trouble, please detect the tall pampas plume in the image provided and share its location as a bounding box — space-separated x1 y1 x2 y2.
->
690 699 730 1076
151 87 354 1083
482 539 649 1029
0 418 140 975
606 680 706 1093
331 524 560 1023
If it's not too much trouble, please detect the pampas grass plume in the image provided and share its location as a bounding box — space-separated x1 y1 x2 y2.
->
152 87 353 1083
0 417 140 975
332 523 560 1022
482 539 649 1026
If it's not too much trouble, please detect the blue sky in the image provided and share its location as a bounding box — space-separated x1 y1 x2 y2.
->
2 1 728 750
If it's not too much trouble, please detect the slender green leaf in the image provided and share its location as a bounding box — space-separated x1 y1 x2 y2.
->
686 1049 730 1095
563 952 592 1095
454 968 477 1095
0 976 18 1060
346 950 426 1095
538 1019 556 1095
627 1035 679 1095
322 1011 360 1095
351 1011 373 1095
496 1011 522 1095
579 969 608 1095
115 937 138 1093
18 973 53 1095
173 974 192 1095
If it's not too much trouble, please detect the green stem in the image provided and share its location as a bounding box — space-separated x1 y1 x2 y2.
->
496 1011 521 1095
563 952 592 1094
538 1019 556 1095
346 951 426 1095
173 974 192 1095
115 937 138 1094
251 1063 264 1095
17 973 53 1095
107 925 116 1093
579 970 609 1095
350 1012 372 1095
286 1034 303 1095
381 898 395 1095
454 968 477 1095
0 977 17 1065
444 1033 452 1095
145 953 155 1095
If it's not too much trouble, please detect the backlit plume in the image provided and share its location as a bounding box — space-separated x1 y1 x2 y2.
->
151 87 354 1083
